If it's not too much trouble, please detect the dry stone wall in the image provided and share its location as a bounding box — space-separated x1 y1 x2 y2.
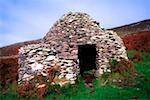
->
18 12 128 87
18 43 79 86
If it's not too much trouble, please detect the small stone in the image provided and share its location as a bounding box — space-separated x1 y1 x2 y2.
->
37 84 46 88
45 55 55 61
43 48 51 51
59 81 70 87
29 49 37 53
22 73 31 80
28 59 36 63
69 77 76 81
106 69 111 72
31 63 43 71
38 51 43 55
65 74 75 80
60 65 66 69
58 75 64 79
70 81 75 84
41 71 47 76
66 67 73 72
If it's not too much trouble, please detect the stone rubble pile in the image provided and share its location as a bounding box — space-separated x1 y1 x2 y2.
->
18 12 128 87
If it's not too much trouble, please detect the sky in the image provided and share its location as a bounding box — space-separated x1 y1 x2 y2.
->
0 0 150 47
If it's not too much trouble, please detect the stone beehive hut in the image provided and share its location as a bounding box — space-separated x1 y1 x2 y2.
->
18 12 128 86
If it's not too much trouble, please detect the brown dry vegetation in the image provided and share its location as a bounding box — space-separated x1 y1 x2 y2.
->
122 31 150 52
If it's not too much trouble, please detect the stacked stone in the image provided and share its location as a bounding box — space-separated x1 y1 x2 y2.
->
43 12 128 76
43 12 104 60
52 59 79 86
18 12 128 87
18 43 79 86
93 30 128 75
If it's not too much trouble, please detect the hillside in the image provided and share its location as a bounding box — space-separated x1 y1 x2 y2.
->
111 19 150 37
0 39 41 57
111 19 150 52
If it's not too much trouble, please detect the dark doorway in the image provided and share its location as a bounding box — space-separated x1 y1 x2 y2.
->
78 44 97 76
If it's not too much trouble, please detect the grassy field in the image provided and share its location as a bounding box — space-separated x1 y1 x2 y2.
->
0 50 150 100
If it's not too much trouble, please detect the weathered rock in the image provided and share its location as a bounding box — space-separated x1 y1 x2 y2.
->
45 55 56 61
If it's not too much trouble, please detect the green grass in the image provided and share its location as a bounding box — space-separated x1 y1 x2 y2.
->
0 50 150 100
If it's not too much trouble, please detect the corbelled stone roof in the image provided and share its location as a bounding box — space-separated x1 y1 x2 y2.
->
43 12 103 44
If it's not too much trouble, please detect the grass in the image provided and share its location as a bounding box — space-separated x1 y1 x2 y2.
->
0 50 150 100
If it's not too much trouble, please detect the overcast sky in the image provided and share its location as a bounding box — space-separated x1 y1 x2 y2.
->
0 0 150 47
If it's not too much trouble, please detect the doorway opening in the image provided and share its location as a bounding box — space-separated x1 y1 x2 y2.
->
78 44 97 76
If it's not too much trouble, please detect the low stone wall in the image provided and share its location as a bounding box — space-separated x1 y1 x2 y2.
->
18 43 79 86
